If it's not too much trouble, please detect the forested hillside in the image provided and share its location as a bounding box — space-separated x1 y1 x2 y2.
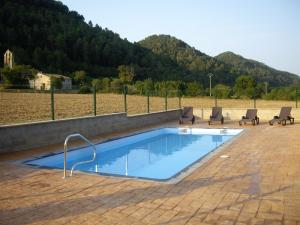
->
0 0 187 81
0 0 299 87
216 51 299 87
139 35 236 85
139 35 300 87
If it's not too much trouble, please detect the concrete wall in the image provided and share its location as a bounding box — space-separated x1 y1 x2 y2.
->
0 110 181 153
194 108 300 121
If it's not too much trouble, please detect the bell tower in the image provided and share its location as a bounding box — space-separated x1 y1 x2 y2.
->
4 49 14 68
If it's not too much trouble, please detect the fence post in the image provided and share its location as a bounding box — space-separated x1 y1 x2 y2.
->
296 88 298 108
147 90 150 113
93 87 97 116
178 90 182 109
123 85 127 113
253 89 256 109
165 89 168 111
50 86 55 120
214 95 217 107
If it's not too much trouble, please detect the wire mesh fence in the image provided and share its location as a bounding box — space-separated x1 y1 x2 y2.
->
0 85 298 125
0 91 51 124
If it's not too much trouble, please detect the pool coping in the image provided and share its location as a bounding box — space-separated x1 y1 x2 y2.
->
16 127 247 184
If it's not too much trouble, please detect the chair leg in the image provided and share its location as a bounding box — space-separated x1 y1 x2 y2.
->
282 120 286 126
291 118 295 124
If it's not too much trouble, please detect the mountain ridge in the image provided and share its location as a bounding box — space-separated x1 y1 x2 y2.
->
215 50 299 86
0 0 299 87
139 35 300 87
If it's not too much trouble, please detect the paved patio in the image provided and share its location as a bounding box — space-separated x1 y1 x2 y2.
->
0 121 300 225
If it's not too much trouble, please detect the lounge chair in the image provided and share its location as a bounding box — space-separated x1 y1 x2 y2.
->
239 109 259 125
179 107 195 124
269 107 294 126
208 107 224 125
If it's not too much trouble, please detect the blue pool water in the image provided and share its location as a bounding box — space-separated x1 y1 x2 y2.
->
25 128 242 180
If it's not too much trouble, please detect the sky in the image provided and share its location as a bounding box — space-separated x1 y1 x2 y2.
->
60 0 300 75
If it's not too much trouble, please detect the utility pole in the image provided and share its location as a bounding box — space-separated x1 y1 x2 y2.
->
208 73 214 97
265 82 268 95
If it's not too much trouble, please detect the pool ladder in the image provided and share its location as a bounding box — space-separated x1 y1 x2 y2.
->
63 134 97 179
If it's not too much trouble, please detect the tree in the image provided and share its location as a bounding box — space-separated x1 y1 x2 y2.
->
263 86 300 101
118 65 135 84
134 80 144 95
0 65 36 88
185 82 203 96
102 77 110 92
233 75 256 98
213 84 231 98
50 76 65 89
143 78 154 93
110 78 123 93
91 78 102 91
74 70 87 86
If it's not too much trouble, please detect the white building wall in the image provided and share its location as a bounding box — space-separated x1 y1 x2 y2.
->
30 72 72 90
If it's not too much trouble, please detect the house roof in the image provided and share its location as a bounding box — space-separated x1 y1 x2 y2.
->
38 72 71 80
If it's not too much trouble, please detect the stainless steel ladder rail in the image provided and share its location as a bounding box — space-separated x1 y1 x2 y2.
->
63 134 97 179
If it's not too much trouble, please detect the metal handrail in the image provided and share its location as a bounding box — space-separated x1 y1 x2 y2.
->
63 134 97 179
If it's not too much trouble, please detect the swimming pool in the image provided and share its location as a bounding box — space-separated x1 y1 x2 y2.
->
24 128 243 181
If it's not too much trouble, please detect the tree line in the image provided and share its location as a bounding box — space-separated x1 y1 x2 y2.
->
0 64 299 101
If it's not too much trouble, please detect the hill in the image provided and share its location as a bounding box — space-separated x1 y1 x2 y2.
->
0 0 187 81
139 35 236 85
0 0 299 87
215 51 299 87
139 35 300 87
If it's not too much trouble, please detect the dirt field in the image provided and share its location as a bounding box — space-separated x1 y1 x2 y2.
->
0 92 296 125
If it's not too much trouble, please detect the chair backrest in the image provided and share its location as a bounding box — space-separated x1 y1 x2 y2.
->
278 107 292 119
245 109 257 119
182 107 193 117
212 107 222 118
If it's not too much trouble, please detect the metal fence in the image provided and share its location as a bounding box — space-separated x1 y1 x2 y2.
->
0 85 298 125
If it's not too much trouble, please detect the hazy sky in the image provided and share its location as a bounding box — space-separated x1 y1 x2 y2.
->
60 0 300 75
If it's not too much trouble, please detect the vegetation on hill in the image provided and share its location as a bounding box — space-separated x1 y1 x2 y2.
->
140 35 300 87
139 35 236 85
215 51 299 87
0 0 186 81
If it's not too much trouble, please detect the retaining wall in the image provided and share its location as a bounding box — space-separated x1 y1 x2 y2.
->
0 110 181 153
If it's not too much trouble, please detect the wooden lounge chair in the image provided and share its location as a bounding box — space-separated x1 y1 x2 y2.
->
208 107 224 125
239 109 259 125
269 107 294 126
179 107 195 124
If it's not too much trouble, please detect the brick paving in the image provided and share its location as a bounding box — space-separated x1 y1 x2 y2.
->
0 121 300 225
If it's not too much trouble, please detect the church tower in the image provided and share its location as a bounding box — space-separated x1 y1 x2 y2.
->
4 49 14 69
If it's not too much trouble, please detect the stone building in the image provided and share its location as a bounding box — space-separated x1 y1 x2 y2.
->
29 72 72 90
4 49 14 68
